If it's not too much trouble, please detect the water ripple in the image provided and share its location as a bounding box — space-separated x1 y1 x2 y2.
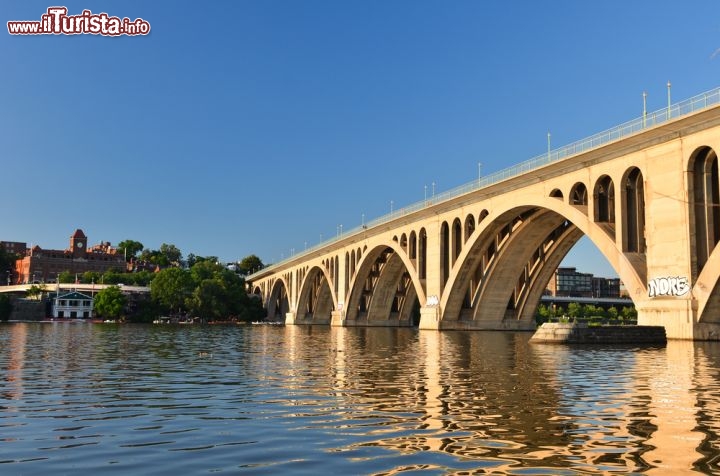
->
1 324 720 474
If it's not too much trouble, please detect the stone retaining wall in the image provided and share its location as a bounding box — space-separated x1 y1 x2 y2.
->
530 322 666 344
9 298 47 321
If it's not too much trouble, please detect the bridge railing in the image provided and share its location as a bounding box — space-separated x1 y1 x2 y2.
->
251 86 720 278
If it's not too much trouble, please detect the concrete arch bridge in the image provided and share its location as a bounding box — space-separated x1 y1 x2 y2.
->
249 87 720 340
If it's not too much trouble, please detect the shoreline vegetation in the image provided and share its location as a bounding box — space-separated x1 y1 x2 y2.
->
0 242 266 323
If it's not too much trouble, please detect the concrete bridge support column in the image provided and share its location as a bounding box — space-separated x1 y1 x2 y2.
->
418 306 441 330
636 299 696 340
285 311 297 325
331 310 345 327
638 299 720 340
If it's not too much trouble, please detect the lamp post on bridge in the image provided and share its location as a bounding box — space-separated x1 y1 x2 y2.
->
667 81 672 119
643 91 647 128
547 132 551 160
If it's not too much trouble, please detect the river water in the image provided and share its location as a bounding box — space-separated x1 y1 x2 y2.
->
1 322 719 475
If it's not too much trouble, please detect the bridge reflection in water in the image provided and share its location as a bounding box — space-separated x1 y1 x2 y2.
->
281 325 719 473
2 323 720 473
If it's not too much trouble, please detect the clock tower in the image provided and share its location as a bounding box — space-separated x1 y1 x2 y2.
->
70 229 88 258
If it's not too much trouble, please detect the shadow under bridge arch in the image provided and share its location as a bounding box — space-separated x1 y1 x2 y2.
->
345 244 424 327
295 266 336 325
267 278 290 323
441 206 586 330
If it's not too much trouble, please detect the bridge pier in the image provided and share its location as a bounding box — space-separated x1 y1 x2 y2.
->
330 310 345 327
284 311 297 325
637 299 720 340
418 306 441 330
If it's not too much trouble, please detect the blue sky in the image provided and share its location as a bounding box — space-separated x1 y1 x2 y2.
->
3 1 719 278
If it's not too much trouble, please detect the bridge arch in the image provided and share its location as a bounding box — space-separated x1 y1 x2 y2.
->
267 277 290 322
688 145 720 323
345 241 424 326
464 214 475 242
439 195 646 329
621 167 646 253
570 182 588 208
594 175 616 224
295 265 336 324
689 146 720 277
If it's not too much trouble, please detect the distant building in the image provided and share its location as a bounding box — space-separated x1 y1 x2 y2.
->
547 267 621 298
13 229 126 284
547 267 593 297
1 241 27 257
592 276 621 299
53 291 94 319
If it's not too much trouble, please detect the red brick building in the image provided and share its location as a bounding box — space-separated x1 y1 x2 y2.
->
14 229 126 284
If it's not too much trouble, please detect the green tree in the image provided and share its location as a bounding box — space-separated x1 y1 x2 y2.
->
159 243 182 265
536 304 552 324
621 306 637 320
0 294 13 321
151 267 193 314
187 279 227 321
567 302 582 320
238 255 264 276
187 255 219 268
139 244 183 268
190 260 220 284
94 285 127 320
127 296 161 323
26 284 45 300
186 261 248 321
130 270 155 287
102 270 125 285
58 271 74 284
141 249 167 266
117 240 144 261
607 306 619 319
237 294 265 322
82 271 101 284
